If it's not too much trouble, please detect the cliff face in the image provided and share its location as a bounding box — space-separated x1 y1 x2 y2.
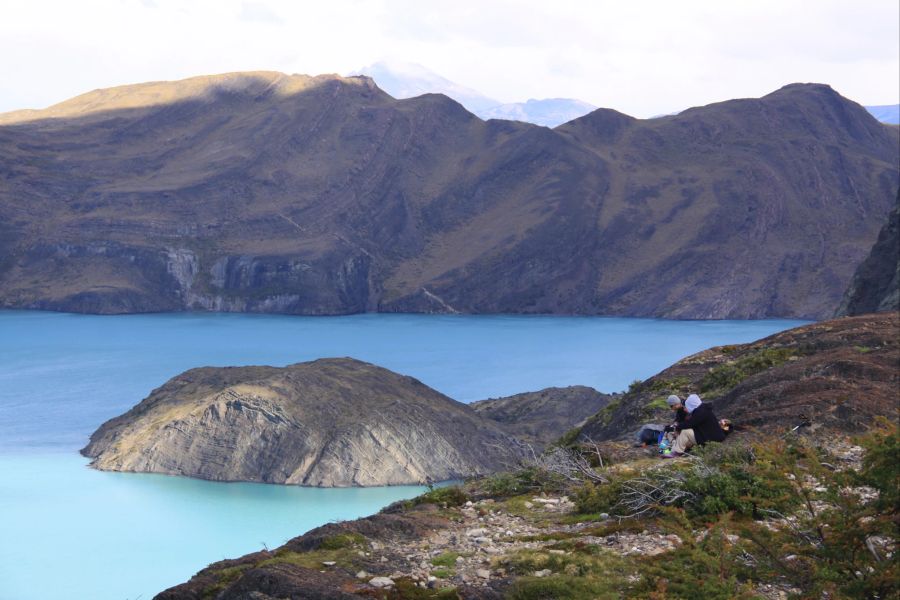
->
836 191 900 316
471 386 613 449
1 74 897 319
81 358 519 487
578 313 899 442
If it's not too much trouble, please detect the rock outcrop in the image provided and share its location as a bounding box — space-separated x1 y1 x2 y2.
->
578 313 899 441
1 73 897 319
471 386 613 449
836 191 900 316
81 358 519 487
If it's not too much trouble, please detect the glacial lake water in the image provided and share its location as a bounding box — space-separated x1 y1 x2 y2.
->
0 310 808 599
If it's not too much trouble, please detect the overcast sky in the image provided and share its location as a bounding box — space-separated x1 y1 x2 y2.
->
1 0 897 118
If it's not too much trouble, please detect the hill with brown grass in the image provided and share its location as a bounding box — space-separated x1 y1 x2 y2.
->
0 73 896 318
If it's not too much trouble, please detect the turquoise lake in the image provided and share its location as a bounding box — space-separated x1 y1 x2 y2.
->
0 310 808 599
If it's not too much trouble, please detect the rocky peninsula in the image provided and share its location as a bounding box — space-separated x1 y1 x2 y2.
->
471 386 613 450
82 358 521 487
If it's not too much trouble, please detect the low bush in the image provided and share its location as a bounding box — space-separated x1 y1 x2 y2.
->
477 467 566 498
633 510 755 599
700 347 797 393
318 532 367 550
501 547 631 599
409 485 469 507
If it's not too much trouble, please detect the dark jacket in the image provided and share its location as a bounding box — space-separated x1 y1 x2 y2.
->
679 403 726 445
673 407 688 428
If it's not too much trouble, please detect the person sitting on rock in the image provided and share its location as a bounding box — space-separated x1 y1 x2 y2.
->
665 394 726 457
661 394 689 446
668 394 688 430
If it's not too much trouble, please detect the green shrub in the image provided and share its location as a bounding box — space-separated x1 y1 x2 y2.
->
431 551 460 568
478 467 565 498
506 576 621 600
700 347 797 393
411 485 469 507
555 426 582 448
318 532 366 550
501 548 631 599
644 396 671 412
574 480 623 514
634 511 755 599
595 399 621 426
646 376 692 394
734 426 899 599
679 442 799 519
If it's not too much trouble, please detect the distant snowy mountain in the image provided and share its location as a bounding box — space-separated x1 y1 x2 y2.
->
352 61 596 127
480 98 597 127
865 104 900 125
352 61 500 113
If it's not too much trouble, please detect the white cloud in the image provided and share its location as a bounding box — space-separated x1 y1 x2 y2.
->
0 0 896 117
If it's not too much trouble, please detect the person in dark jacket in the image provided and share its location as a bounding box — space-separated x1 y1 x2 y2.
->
666 394 726 456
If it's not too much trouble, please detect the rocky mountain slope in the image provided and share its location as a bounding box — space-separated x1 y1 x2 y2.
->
471 386 613 449
579 312 899 442
151 313 899 600
1 73 897 318
835 191 899 316
81 358 520 487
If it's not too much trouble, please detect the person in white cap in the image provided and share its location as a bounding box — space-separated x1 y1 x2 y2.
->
665 394 726 457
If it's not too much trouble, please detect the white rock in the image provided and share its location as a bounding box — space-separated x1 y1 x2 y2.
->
369 576 394 588
533 569 552 577
524 501 534 509
476 568 491 579
356 570 368 579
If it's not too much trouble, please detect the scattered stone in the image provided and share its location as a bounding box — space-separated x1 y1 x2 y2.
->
356 570 368 579
533 569 552 577
476 568 491 579
524 501 534 509
322 561 335 567
369 577 394 588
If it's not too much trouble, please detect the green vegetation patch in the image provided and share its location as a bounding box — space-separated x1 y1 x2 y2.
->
700 346 798 393
555 426 581 448
430 551 460 567
646 376 692 394
644 396 671 412
201 563 252 599
257 547 357 570
431 567 454 579
319 531 367 550
387 577 461 599
406 485 469 508
478 467 567 499
500 548 632 599
594 398 621 426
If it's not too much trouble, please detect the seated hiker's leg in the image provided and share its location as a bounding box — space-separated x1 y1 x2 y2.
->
671 429 696 454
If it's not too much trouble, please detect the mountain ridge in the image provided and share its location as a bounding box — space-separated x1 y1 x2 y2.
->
0 73 896 319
